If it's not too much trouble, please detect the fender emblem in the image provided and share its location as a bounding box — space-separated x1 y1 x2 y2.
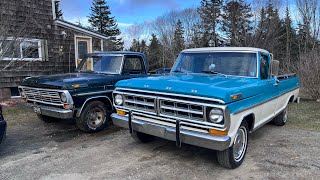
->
144 85 149 88
166 86 172 90
191 89 198 93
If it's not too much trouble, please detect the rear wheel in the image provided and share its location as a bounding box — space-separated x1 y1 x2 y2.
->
76 101 109 133
37 114 60 123
272 105 288 126
217 121 249 169
131 130 155 143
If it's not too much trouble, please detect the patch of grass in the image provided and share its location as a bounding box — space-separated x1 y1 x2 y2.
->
288 100 320 132
2 106 37 126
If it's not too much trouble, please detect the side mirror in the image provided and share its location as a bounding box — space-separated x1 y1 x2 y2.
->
269 60 280 76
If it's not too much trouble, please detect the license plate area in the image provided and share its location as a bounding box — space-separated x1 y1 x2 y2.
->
33 107 41 114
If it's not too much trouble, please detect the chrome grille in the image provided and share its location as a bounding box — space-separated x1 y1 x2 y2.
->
123 93 156 114
20 87 63 106
159 98 204 121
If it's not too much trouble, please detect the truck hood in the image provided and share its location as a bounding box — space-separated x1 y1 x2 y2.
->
20 72 119 89
116 74 262 104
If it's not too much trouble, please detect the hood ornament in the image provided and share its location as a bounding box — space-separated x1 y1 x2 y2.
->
191 89 198 93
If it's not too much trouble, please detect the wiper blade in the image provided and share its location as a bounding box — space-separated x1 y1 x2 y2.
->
172 70 184 73
201 71 228 77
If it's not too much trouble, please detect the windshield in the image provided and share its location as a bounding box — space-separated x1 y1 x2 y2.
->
77 55 123 74
171 52 257 77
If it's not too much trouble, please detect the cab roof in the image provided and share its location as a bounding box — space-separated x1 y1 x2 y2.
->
89 51 145 56
182 47 270 54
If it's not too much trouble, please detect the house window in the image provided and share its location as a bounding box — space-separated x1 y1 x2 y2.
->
1 38 45 61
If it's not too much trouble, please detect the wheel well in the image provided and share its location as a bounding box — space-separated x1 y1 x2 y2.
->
243 114 255 132
289 95 295 103
76 96 113 117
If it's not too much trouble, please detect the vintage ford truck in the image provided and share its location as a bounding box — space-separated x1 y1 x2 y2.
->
111 47 300 169
19 52 148 132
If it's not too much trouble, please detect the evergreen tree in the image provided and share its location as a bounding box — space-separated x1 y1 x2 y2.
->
140 40 147 54
221 0 253 46
129 39 140 52
190 23 209 48
55 1 63 19
173 19 185 56
283 7 299 62
88 0 123 50
197 0 223 47
148 34 162 70
255 4 283 57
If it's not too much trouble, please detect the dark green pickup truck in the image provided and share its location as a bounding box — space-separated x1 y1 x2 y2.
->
19 52 148 132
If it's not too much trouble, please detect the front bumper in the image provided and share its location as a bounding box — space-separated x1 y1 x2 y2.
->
111 113 231 151
0 120 7 145
19 102 74 119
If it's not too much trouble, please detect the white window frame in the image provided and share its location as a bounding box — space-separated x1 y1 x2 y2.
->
1 37 43 61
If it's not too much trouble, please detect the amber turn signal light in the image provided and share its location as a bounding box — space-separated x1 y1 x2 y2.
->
116 110 126 116
208 129 228 136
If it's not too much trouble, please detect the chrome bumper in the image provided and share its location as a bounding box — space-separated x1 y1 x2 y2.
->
19 102 74 119
111 113 231 151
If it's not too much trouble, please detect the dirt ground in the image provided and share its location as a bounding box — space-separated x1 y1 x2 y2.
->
0 101 319 180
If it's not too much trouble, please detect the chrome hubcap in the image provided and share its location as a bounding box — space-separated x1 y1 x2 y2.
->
233 127 247 162
87 107 105 128
283 107 288 123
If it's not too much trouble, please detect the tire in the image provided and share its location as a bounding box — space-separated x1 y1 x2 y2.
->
272 105 288 126
217 121 249 169
131 130 155 143
37 114 60 123
76 101 109 133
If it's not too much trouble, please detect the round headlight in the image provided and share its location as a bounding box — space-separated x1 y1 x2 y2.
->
208 108 224 123
60 92 67 103
20 91 26 98
115 94 123 105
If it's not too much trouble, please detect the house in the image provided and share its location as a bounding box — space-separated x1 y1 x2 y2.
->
0 0 109 99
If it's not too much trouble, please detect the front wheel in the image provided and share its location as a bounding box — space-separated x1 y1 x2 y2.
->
76 101 109 133
217 121 249 169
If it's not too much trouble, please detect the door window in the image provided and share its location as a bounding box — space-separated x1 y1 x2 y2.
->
122 56 145 74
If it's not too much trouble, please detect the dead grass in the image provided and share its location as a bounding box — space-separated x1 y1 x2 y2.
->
288 100 320 132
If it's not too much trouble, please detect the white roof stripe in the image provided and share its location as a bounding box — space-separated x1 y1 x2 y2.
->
182 47 269 54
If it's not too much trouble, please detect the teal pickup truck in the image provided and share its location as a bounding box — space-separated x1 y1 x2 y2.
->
19 52 148 133
111 47 300 169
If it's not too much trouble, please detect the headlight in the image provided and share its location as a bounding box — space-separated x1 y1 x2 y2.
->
114 94 123 105
20 91 26 98
208 108 224 123
60 92 67 103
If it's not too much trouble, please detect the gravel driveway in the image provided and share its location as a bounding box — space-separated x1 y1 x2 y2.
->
0 106 319 180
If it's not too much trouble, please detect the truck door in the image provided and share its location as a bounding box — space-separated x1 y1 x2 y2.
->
255 53 279 127
121 55 148 79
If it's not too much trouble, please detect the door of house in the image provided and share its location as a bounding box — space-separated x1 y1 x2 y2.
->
75 37 92 70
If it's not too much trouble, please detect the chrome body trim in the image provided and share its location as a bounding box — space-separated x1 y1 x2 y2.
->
20 102 74 119
111 113 231 151
76 96 113 117
74 90 113 97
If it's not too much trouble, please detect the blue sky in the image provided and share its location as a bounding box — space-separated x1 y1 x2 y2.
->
61 0 200 30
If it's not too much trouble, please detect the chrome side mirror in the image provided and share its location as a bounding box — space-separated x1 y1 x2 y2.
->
270 60 280 77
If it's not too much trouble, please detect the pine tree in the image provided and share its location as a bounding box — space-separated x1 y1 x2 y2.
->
221 0 253 46
88 0 123 50
129 39 140 52
148 34 162 70
197 0 223 47
283 7 299 62
189 23 209 48
140 40 147 54
173 19 185 56
55 1 63 19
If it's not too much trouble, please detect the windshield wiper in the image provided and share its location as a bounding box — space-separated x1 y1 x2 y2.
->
172 70 185 73
201 70 228 77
